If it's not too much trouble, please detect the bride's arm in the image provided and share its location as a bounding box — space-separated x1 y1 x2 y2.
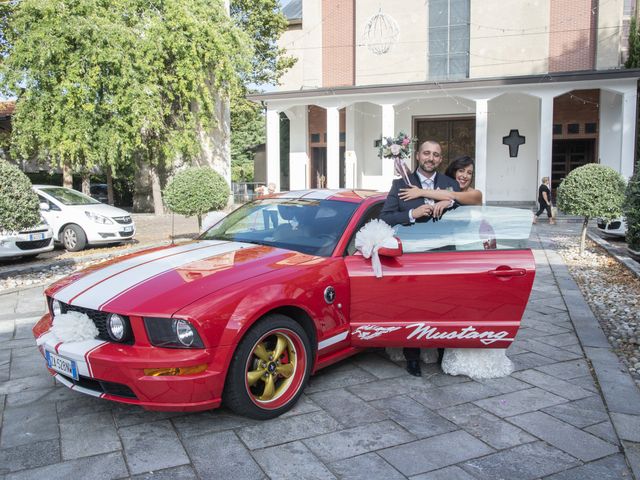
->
399 186 483 205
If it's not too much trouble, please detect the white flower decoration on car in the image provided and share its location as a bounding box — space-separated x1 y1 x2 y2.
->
354 219 398 278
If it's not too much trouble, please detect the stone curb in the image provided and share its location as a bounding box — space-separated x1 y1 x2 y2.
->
587 230 640 281
540 233 640 479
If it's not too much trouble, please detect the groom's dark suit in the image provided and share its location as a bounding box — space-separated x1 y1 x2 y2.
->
379 170 460 227
379 170 461 372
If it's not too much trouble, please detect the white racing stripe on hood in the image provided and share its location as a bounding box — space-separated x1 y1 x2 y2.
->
69 241 253 310
55 241 224 304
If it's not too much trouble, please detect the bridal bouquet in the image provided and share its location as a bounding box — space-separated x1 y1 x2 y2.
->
379 132 414 186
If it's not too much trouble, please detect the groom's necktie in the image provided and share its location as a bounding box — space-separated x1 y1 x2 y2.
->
422 177 435 205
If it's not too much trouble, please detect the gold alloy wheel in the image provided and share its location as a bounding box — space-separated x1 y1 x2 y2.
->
246 332 297 403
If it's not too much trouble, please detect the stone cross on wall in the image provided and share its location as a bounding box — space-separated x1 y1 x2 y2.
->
502 129 526 157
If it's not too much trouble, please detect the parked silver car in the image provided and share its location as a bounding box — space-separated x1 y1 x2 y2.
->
596 217 627 238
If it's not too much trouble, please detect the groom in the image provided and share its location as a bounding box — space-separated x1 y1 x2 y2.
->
379 139 460 377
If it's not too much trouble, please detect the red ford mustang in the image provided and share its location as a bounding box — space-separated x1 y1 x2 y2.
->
33 189 535 419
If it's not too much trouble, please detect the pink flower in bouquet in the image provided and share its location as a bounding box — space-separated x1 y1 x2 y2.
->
390 144 401 155
402 137 411 146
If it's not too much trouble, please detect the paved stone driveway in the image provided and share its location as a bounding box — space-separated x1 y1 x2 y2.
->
1 225 639 479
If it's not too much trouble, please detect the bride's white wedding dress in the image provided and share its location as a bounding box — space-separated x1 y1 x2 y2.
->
441 348 513 379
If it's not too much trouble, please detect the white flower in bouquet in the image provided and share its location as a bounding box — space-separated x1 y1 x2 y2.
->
390 144 401 155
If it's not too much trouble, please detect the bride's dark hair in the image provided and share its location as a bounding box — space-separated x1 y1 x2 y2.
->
445 155 474 180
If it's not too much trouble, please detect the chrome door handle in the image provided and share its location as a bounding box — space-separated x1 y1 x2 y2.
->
489 267 526 277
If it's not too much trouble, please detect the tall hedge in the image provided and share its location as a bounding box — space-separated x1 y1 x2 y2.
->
163 167 230 228
0 160 41 232
557 163 626 254
623 159 640 252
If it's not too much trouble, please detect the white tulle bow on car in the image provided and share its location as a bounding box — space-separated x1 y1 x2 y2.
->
51 311 99 343
354 219 398 278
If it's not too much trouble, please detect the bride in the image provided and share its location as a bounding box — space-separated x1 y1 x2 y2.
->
397 155 513 379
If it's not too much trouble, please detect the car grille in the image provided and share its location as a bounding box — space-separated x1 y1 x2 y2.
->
16 238 52 250
59 374 137 399
609 221 621 230
113 216 132 225
119 230 134 238
19 227 49 234
597 220 606 229
58 301 135 345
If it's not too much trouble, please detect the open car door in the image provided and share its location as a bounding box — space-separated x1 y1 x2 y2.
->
344 206 535 349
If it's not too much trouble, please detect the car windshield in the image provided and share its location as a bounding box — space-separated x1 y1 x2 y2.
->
201 198 358 256
40 187 101 205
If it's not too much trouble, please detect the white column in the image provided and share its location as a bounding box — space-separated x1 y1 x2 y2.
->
326 107 340 189
266 109 281 191
621 90 637 179
286 106 309 191
381 104 395 182
345 105 357 188
474 98 489 204
538 94 554 189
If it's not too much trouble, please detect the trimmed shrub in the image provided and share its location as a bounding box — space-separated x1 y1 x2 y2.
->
163 166 230 228
623 159 640 251
557 163 626 254
0 159 41 232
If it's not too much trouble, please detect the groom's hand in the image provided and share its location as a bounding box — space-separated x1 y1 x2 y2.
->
412 204 433 219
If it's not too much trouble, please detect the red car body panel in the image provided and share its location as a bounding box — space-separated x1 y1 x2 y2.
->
33 191 535 412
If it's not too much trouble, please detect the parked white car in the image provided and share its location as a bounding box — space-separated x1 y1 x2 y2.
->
33 185 136 251
0 218 54 259
596 217 627 238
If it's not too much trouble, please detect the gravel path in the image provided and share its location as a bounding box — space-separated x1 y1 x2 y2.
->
553 235 640 388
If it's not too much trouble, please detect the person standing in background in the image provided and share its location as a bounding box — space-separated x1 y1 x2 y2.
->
533 177 555 225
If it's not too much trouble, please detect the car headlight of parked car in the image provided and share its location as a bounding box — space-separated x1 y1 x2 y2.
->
144 317 204 348
85 211 113 224
51 298 62 316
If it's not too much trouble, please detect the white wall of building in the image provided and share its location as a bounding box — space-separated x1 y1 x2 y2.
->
599 89 623 170
486 94 540 202
470 0 550 79
596 0 624 69
286 106 309 190
278 0 323 90
355 0 427 85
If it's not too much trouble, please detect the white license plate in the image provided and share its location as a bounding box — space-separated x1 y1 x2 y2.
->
123 226 133 232
29 233 45 241
45 351 78 381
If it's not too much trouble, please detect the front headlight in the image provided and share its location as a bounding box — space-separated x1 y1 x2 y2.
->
85 211 113 224
107 313 128 341
144 317 204 348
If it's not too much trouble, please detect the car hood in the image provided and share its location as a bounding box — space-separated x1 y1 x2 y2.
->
48 240 323 317
64 203 130 218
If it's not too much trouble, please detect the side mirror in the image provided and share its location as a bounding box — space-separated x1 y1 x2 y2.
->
39 202 50 211
378 237 403 257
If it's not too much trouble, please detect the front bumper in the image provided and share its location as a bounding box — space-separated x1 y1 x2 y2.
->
85 224 137 244
0 232 54 258
33 314 232 412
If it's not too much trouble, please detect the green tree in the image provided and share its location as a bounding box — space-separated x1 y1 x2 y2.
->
231 96 264 183
557 164 627 254
626 16 640 68
228 0 294 185
230 0 295 87
163 166 230 229
0 159 41 232
623 158 640 252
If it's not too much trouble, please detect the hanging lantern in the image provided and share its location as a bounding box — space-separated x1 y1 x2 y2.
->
362 8 400 55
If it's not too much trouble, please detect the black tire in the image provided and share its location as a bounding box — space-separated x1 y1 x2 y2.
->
223 314 312 420
61 224 87 252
